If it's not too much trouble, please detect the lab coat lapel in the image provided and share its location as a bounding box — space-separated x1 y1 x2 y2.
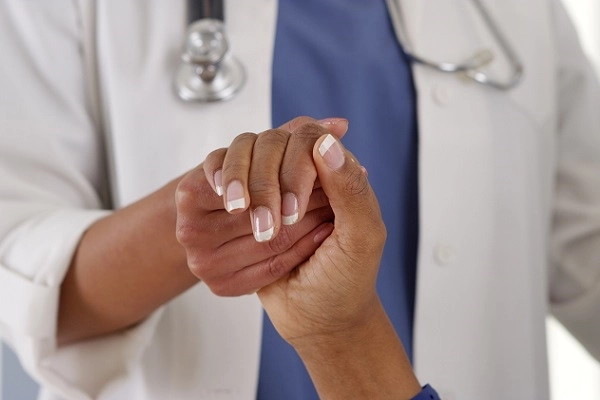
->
410 1 553 398
409 0 554 126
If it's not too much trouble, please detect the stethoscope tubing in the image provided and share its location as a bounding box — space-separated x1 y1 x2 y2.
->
386 0 523 91
187 0 224 23
175 0 525 102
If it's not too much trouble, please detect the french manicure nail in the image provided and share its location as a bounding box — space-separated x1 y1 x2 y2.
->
281 193 299 225
214 170 223 196
318 118 349 131
252 207 274 242
226 180 246 211
319 134 345 170
317 117 346 125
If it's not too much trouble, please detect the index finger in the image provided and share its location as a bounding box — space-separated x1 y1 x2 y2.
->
279 116 349 139
279 121 348 226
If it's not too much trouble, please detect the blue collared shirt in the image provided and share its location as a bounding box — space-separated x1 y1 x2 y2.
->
258 0 423 398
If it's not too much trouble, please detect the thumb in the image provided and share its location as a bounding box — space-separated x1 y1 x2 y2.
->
313 134 383 235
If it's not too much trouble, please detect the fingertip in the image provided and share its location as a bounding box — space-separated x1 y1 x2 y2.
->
252 206 275 242
226 198 247 213
214 169 224 196
203 148 228 196
313 222 334 244
317 134 345 170
317 118 349 138
280 115 317 132
281 192 299 226
225 180 247 213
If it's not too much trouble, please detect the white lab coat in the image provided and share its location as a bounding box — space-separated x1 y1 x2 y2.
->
0 1 599 399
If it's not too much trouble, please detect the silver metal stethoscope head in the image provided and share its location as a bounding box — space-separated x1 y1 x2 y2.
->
386 0 524 91
175 0 245 102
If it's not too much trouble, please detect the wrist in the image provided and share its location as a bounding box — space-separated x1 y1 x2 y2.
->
290 293 381 356
292 297 421 399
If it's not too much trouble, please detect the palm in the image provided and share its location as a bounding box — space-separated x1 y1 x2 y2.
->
258 227 382 344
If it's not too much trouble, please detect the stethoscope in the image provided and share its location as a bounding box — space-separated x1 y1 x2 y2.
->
385 0 523 91
174 0 524 103
174 0 245 102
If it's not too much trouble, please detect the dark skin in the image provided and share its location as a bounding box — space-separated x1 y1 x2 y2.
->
58 116 421 399
210 125 421 399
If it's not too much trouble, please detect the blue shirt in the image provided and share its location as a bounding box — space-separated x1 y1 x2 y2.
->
258 0 420 398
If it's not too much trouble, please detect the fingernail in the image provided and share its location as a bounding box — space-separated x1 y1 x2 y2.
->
318 134 345 170
214 170 223 196
318 118 348 130
226 180 246 211
252 207 274 242
313 223 334 244
281 193 298 225
360 166 368 177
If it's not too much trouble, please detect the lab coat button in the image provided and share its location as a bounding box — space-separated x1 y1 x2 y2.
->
432 84 451 105
434 244 456 265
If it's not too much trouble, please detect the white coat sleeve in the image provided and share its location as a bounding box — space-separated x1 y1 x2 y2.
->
549 0 600 361
0 2 163 399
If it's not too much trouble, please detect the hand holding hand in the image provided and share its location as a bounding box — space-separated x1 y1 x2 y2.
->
175 117 348 296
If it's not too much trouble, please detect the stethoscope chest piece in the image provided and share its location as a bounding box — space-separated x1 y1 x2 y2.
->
175 19 246 102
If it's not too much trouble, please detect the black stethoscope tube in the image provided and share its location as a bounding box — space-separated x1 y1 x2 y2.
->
188 0 224 23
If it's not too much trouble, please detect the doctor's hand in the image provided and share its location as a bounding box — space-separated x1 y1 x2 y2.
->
58 117 345 346
257 135 422 399
175 117 348 296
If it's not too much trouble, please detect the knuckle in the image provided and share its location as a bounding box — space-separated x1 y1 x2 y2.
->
256 129 289 147
175 182 195 211
268 227 294 254
208 282 228 297
176 218 212 247
175 221 196 246
365 222 386 246
279 168 297 183
265 256 290 281
280 163 314 184
285 116 314 131
186 253 210 279
234 131 258 143
222 133 257 175
353 215 387 252
344 168 369 197
207 281 229 297
222 158 248 176
207 277 239 297
176 174 215 209
248 178 279 198
294 122 325 139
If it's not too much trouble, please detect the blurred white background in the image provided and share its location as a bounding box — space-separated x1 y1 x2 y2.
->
1 1 600 400
548 2 600 400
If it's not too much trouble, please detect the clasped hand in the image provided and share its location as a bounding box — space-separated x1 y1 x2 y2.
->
175 116 386 344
